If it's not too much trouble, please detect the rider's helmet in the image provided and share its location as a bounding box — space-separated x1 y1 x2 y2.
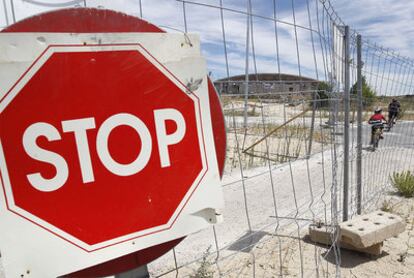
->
392 98 397 102
374 107 382 114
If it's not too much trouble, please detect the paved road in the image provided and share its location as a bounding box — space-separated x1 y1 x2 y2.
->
336 120 414 149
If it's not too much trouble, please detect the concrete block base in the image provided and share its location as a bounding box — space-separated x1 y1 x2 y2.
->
340 210 406 248
308 224 383 256
308 211 405 256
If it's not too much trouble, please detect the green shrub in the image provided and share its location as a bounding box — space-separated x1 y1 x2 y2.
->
350 76 377 108
315 81 332 108
390 171 414 197
380 199 394 213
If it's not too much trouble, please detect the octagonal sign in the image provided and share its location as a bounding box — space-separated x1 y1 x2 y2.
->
0 42 214 252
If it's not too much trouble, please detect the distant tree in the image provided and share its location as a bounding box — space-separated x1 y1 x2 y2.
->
350 76 376 107
315 81 332 108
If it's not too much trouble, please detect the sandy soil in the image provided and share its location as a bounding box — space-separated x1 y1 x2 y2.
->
150 193 414 278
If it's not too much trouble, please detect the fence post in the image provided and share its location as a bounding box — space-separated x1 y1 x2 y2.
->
139 0 143 18
343 26 350 221
243 5 251 132
2 0 9 26
356 34 363 215
307 91 316 158
10 0 16 23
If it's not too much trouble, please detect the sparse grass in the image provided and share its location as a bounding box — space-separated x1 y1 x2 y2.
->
190 246 214 278
250 123 308 138
249 123 329 144
399 110 414 121
381 199 394 213
390 171 414 198
236 122 331 166
223 109 260 117
220 96 233 107
313 130 331 144
302 109 331 119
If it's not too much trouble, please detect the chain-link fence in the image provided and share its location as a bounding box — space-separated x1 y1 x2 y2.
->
1 0 413 277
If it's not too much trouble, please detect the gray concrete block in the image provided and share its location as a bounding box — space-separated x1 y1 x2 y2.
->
308 224 384 256
339 210 406 248
308 224 334 246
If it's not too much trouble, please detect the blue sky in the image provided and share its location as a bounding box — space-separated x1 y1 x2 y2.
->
1 0 413 84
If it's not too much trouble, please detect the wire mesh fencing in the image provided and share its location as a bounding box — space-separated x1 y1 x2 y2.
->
1 0 413 277
345 37 414 219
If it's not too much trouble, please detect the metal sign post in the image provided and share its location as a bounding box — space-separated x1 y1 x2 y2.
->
115 265 149 278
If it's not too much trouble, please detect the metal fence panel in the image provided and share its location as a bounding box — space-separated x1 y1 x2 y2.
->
1 1 413 277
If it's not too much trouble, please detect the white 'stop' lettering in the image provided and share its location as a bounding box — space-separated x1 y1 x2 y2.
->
22 109 186 192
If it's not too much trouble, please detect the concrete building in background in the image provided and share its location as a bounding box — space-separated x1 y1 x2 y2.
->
214 73 319 96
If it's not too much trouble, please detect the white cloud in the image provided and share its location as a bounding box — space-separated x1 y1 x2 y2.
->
0 0 412 91
328 0 414 95
330 0 414 58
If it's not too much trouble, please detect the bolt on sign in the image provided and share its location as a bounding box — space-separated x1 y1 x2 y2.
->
0 25 224 277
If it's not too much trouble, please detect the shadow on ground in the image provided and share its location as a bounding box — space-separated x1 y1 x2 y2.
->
227 231 268 253
321 248 389 268
303 235 389 268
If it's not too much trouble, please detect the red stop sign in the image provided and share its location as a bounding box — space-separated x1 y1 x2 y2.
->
0 43 208 249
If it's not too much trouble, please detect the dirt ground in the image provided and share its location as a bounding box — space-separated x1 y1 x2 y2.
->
332 195 414 278
157 192 414 278
216 193 414 278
